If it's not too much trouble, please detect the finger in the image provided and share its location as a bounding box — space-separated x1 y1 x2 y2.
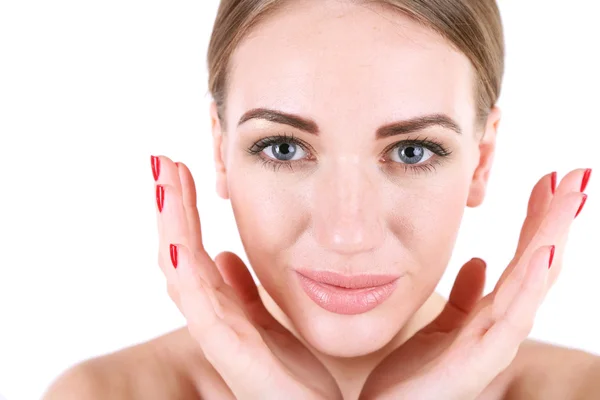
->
214 251 285 329
449 258 486 314
543 168 591 288
215 252 259 304
496 172 554 290
498 169 591 290
175 162 203 256
512 172 555 259
516 169 589 257
173 243 225 323
175 162 226 287
153 155 189 272
424 258 486 332
174 244 284 396
555 168 592 195
458 191 583 343
157 183 193 278
440 246 552 399
154 180 188 308
495 192 584 310
155 157 225 289
173 244 251 373
494 190 585 295
153 155 182 238
166 282 181 309
152 156 185 307
479 246 552 371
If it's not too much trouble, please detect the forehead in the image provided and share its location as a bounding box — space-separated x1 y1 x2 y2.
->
226 0 476 132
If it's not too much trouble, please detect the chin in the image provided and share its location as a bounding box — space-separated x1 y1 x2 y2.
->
277 271 418 358
295 308 407 358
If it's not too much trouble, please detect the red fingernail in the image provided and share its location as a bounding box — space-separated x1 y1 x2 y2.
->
550 171 557 194
575 194 588 218
151 155 160 181
170 244 178 269
156 185 165 212
581 168 592 192
548 245 555 269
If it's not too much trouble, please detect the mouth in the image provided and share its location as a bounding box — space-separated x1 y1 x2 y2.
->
294 269 400 315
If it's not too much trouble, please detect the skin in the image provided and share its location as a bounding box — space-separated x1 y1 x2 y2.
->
43 1 599 399
217 0 492 360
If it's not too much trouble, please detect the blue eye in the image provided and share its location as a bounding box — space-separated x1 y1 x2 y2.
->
262 141 307 161
389 144 433 165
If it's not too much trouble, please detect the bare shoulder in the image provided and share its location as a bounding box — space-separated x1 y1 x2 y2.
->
480 339 600 400
42 327 233 400
505 339 600 399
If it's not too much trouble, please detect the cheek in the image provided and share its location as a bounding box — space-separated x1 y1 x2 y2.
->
228 169 310 281
387 171 471 284
415 178 468 236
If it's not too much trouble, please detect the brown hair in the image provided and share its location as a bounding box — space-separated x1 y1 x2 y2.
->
207 0 504 134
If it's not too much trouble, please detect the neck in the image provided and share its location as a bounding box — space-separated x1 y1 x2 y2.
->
258 286 447 399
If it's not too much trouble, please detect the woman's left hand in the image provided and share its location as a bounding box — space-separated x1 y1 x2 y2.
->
359 168 591 400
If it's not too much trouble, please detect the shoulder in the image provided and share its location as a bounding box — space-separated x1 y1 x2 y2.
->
41 357 112 400
42 327 232 400
504 339 600 400
481 339 600 400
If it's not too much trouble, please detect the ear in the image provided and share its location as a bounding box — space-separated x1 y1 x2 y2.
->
467 106 501 208
210 101 230 199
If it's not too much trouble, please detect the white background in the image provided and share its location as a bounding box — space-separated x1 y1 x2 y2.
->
1 1 599 399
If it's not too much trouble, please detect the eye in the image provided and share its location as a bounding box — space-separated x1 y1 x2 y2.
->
262 141 308 161
389 143 434 165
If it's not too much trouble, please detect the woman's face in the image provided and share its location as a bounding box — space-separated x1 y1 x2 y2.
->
211 0 499 357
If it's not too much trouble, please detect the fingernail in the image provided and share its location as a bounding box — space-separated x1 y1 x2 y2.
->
550 171 557 194
170 244 178 269
575 194 588 218
548 245 555 269
156 185 165 212
151 156 160 181
581 168 592 192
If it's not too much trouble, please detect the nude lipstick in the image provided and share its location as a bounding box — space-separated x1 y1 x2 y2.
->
295 269 399 315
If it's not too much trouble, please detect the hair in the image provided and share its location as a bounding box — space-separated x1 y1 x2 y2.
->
207 0 504 134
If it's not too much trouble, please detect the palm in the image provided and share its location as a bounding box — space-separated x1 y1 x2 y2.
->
362 258 487 392
206 251 341 398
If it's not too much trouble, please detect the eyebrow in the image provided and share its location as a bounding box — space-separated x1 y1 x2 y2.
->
237 107 463 137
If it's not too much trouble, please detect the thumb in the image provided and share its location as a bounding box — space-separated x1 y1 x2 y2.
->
214 251 260 304
214 251 282 328
425 258 487 333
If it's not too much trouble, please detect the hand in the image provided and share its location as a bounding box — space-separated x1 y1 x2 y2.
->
151 156 342 400
360 169 591 400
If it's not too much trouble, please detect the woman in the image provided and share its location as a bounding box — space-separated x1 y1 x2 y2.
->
44 0 597 399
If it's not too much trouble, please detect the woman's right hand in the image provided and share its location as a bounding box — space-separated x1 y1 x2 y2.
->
151 156 342 400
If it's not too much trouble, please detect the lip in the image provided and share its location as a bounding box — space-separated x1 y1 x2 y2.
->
294 270 400 315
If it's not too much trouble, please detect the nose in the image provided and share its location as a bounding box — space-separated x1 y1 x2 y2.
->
312 158 385 255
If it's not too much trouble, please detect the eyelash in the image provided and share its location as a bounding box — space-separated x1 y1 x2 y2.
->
245 133 452 174
246 133 311 172
381 136 452 175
